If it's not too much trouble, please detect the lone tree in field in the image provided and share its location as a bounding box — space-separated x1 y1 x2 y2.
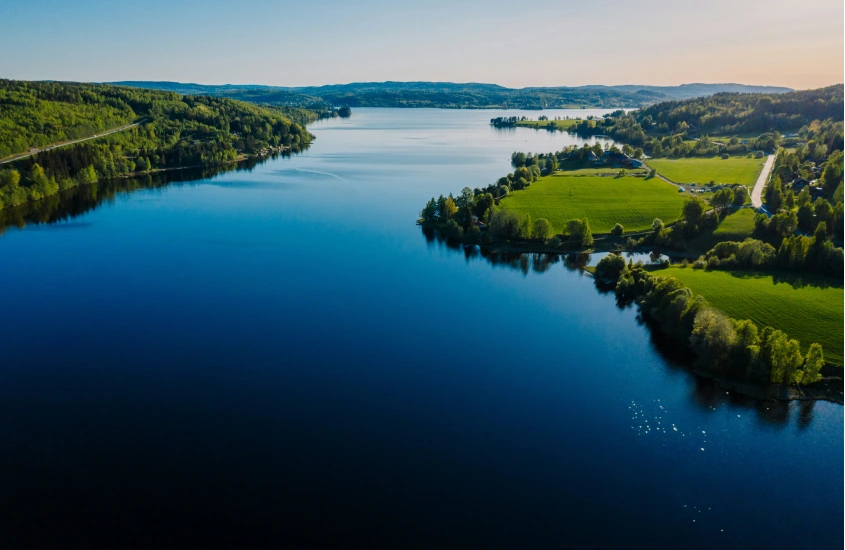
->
682 196 708 229
611 223 624 236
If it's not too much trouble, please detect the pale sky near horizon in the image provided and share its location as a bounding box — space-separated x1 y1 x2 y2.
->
1 0 842 90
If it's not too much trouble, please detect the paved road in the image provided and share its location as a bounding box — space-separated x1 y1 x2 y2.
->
750 154 776 209
0 119 146 166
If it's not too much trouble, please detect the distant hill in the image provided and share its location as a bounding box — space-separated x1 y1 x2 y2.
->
576 83 793 100
111 81 794 110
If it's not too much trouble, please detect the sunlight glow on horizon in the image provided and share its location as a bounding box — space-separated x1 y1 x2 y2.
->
0 0 842 90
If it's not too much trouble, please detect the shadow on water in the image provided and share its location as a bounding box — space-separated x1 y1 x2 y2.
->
0 150 304 234
422 226 830 428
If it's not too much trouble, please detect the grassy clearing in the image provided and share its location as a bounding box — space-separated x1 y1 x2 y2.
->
515 119 580 130
557 167 647 176
648 156 765 186
663 267 843 365
557 159 646 177
687 208 757 252
500 173 687 233
708 134 761 143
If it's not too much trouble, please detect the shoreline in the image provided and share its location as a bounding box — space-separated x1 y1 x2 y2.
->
579 268 844 403
0 147 297 213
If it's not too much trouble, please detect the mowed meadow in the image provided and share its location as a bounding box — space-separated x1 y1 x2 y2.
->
663 267 844 365
688 208 758 252
500 173 687 233
515 119 580 130
648 156 765 185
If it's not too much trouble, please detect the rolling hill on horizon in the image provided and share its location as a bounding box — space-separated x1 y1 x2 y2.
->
109 80 794 110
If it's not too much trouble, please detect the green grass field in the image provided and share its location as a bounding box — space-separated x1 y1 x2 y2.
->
648 156 765 186
557 167 647 176
687 208 757 252
663 267 843 365
499 174 687 234
515 119 580 130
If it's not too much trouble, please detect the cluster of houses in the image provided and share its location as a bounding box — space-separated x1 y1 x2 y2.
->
787 162 825 200
587 150 643 169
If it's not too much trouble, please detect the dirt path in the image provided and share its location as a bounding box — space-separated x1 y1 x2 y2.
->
0 119 147 166
751 154 776 209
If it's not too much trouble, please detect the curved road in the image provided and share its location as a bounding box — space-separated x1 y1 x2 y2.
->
750 154 776 209
0 119 146 166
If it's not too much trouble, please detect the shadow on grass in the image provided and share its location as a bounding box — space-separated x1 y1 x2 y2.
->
724 270 844 290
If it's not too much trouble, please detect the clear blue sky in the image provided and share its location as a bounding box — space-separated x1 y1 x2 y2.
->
1 0 842 89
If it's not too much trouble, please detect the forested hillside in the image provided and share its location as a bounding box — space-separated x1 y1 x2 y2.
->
635 85 843 136
0 80 313 210
567 85 844 159
113 81 792 110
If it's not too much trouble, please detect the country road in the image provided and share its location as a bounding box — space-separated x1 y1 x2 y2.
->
0 119 146 166
750 154 776 209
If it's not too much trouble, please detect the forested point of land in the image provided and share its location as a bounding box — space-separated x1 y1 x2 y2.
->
419 84 844 387
567 85 844 159
0 79 314 210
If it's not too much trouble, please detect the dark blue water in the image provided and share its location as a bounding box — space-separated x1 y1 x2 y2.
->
0 109 841 548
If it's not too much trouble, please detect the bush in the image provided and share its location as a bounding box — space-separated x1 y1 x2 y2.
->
610 223 624 236
754 151 765 159
562 218 593 248
489 209 531 240
595 253 627 281
721 153 729 159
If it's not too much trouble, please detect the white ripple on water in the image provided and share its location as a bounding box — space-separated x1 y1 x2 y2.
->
630 400 726 533
627 399 713 450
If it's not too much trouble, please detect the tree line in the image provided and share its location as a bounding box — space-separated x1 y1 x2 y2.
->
597 256 827 386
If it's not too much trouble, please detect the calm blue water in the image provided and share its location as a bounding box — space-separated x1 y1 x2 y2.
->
0 108 841 548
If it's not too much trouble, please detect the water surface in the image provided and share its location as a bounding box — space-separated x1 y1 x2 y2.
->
0 108 841 548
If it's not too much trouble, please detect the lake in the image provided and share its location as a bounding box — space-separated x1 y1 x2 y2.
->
0 108 841 548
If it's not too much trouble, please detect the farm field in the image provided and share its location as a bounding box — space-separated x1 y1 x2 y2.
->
515 119 580 130
499 173 687 233
648 156 765 186
663 267 844 365
687 208 757 252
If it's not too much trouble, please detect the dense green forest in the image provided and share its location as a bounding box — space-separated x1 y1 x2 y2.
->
0 80 313 210
567 85 844 158
114 81 792 110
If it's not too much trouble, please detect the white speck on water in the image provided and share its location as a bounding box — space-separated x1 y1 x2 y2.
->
673 427 678 431
701 448 705 451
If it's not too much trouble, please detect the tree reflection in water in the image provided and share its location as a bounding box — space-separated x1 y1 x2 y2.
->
0 150 303 234
422 225 829 428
